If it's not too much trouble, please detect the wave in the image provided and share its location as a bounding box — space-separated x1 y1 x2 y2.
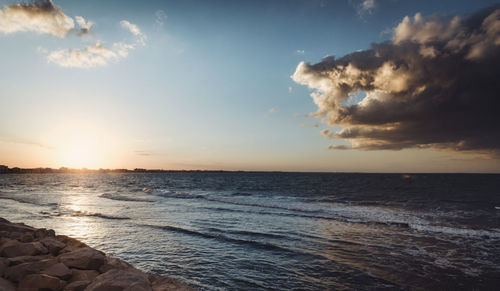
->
141 189 500 238
56 208 131 220
99 193 155 202
0 195 58 207
143 224 291 253
142 188 201 199
407 224 500 238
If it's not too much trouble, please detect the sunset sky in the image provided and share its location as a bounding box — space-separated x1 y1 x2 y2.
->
0 0 499 172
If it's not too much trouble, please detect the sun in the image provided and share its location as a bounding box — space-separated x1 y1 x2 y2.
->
60 135 98 169
49 122 117 169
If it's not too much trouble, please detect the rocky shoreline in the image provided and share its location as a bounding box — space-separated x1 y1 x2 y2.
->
0 217 191 291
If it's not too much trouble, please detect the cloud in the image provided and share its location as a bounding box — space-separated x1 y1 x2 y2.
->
47 20 145 68
154 10 167 27
120 20 146 45
350 0 376 18
120 20 141 36
47 43 120 68
292 5 500 156
0 0 74 37
0 1 145 69
75 16 93 35
299 123 319 128
134 150 152 156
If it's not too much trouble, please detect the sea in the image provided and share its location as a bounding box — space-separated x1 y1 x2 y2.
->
0 172 499 290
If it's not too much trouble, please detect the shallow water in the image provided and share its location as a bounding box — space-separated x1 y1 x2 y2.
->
1 172 499 290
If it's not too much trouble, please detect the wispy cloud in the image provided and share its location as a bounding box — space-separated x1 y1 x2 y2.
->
299 123 319 128
349 0 376 18
292 5 500 156
47 20 145 68
0 0 74 37
0 1 146 69
0 135 54 150
75 15 93 35
154 10 167 27
48 43 119 68
134 150 152 156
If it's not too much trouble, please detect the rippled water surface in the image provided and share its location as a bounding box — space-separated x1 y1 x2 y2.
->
1 172 499 290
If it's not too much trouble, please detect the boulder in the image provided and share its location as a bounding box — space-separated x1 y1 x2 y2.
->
0 221 36 235
9 232 34 242
4 258 58 282
64 281 90 291
42 263 73 281
84 269 152 291
18 274 66 291
0 240 48 258
99 257 132 273
69 269 99 282
34 228 56 239
149 275 192 291
0 277 16 291
0 257 9 277
42 238 66 256
56 236 88 254
58 247 105 270
64 280 91 291
8 254 53 266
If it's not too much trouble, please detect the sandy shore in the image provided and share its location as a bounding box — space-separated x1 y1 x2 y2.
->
0 217 191 291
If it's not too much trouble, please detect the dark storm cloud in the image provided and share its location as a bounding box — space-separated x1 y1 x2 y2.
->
292 5 500 156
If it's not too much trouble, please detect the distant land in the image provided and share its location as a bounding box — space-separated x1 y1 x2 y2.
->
0 165 235 174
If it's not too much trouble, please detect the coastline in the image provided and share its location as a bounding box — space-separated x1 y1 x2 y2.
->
0 217 191 291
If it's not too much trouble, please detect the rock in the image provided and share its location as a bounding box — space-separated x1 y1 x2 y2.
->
64 280 90 291
18 274 66 291
35 228 56 239
0 240 48 258
4 258 58 282
9 232 34 242
149 275 192 291
69 269 99 282
84 269 152 291
58 247 105 270
0 277 16 291
56 236 88 254
42 238 66 255
0 257 9 277
8 254 53 266
42 263 73 281
0 221 36 235
99 257 132 273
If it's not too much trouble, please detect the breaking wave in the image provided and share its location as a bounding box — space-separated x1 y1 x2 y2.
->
99 193 155 202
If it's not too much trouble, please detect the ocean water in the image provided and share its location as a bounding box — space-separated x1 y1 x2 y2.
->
0 172 499 290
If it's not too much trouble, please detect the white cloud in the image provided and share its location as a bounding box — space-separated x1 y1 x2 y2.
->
75 16 93 35
47 20 146 68
120 20 141 36
0 0 74 37
0 1 146 69
47 43 119 68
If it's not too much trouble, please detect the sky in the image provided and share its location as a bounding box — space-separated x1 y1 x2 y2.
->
0 0 499 172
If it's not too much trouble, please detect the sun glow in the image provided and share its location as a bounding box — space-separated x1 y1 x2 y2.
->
60 134 100 168
47 122 119 169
